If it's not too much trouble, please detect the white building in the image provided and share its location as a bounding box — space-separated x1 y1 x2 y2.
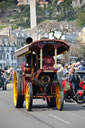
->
0 35 17 69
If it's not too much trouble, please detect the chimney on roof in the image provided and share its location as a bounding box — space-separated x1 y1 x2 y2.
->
26 37 33 44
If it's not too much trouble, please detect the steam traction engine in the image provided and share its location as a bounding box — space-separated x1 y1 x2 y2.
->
13 38 69 111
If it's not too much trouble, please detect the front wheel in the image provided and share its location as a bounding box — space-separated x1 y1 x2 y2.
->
25 83 33 111
75 93 85 104
13 71 24 108
55 81 64 110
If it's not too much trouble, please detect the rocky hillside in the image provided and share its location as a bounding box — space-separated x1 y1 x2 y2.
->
0 0 85 30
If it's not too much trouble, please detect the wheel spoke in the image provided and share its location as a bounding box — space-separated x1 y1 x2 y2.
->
26 95 29 98
56 84 61 110
25 83 32 111
26 85 30 110
13 72 18 107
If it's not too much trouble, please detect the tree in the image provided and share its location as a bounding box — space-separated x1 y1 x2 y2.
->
0 0 17 9
31 20 75 40
75 11 85 27
57 0 74 21
68 41 85 59
0 0 17 4
7 0 17 4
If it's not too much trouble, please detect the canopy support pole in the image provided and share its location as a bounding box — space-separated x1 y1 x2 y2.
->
40 48 43 69
55 48 57 69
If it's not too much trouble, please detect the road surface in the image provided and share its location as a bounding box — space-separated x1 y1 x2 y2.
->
0 84 85 128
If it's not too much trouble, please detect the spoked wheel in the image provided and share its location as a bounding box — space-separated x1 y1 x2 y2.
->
25 83 33 111
55 82 64 110
13 71 24 108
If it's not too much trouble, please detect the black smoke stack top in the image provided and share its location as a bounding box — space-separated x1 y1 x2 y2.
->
26 37 33 44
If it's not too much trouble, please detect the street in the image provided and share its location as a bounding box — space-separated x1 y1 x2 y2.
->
0 84 85 128
0 0 85 128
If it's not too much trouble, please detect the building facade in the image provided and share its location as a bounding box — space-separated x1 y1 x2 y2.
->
0 28 30 69
0 35 17 69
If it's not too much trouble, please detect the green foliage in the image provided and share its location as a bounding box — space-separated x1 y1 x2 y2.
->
0 0 85 29
0 1 16 9
11 25 18 30
0 0 17 4
7 0 17 4
63 0 72 5
0 25 6 30
36 0 74 22
75 4 85 27
57 0 74 21
76 11 85 27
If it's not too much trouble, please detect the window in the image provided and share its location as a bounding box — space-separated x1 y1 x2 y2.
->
3 54 5 60
12 63 16 67
12 47 14 51
0 54 2 60
2 47 4 50
7 47 9 51
7 54 9 59
11 55 13 60
14 56 16 60
2 40 5 44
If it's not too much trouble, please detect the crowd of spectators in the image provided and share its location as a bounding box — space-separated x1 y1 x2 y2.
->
57 60 85 74
57 60 85 102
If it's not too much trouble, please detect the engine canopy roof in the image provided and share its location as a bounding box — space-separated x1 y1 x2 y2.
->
14 39 70 57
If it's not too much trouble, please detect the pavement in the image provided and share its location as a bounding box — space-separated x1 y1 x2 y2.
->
7 82 13 87
0 83 85 128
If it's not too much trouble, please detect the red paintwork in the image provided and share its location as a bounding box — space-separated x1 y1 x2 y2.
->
77 81 85 96
15 39 69 97
80 81 85 90
24 79 27 95
77 90 84 96
43 56 54 66
30 39 70 49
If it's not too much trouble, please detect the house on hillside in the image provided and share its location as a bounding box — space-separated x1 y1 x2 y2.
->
17 0 30 6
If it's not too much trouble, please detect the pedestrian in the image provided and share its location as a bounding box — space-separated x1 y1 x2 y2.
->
63 64 68 76
68 68 80 93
